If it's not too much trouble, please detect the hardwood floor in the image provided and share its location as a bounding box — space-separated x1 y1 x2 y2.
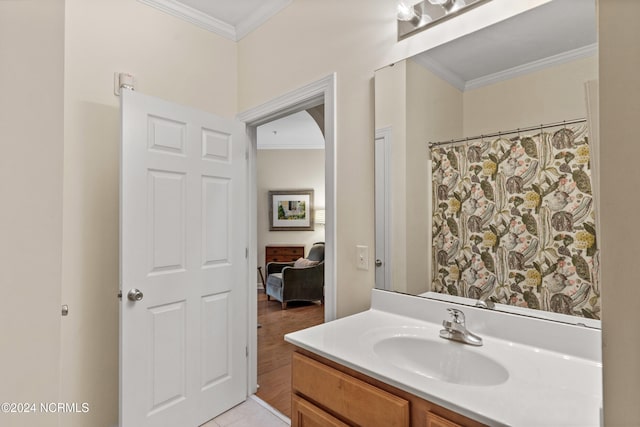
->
256 289 324 418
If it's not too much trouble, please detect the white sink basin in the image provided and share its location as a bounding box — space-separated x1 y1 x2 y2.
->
373 336 509 386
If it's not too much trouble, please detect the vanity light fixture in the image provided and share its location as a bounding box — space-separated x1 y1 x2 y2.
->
435 0 466 14
398 0 491 40
397 1 418 21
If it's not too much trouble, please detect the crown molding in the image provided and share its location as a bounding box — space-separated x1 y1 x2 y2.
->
411 54 467 91
138 0 235 40
414 43 598 92
235 0 292 40
138 0 291 41
465 43 598 91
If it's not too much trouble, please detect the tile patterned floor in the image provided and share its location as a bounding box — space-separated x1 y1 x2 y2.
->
201 396 290 427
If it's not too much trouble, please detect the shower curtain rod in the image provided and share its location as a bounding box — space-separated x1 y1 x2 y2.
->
428 118 587 149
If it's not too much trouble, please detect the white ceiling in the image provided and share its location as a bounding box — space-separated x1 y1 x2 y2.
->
257 111 325 150
412 0 597 91
176 0 277 26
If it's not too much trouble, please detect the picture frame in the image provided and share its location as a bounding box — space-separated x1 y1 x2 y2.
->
269 189 314 231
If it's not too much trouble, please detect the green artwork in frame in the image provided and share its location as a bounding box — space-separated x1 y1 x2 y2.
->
269 189 314 231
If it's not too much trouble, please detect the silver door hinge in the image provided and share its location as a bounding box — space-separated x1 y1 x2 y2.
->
246 346 248 357
245 248 249 259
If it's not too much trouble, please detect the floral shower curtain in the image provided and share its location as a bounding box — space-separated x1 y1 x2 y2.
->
431 124 600 319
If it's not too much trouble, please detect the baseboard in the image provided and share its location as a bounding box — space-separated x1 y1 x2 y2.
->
249 394 291 425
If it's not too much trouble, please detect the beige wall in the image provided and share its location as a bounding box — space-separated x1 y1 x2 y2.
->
0 2 65 426
374 61 408 293
463 56 598 135
374 60 464 295
406 59 463 295
257 149 325 271
599 0 640 424
60 0 237 425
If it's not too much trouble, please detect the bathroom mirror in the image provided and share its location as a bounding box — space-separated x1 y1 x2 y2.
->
374 0 600 327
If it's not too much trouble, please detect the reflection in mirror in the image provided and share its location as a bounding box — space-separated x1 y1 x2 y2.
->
374 0 599 327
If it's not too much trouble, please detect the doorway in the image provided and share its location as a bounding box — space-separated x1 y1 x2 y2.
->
237 73 337 418
254 109 326 416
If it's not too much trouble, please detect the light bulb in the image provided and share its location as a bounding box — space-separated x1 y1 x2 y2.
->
449 0 466 12
439 0 466 14
420 12 434 24
397 1 417 21
428 0 448 4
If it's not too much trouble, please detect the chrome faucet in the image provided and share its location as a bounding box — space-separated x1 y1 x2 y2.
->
475 298 495 310
439 308 483 346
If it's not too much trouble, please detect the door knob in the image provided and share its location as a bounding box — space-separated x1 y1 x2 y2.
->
375 259 383 267
127 288 144 302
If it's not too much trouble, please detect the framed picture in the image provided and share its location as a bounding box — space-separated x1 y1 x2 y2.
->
269 189 314 231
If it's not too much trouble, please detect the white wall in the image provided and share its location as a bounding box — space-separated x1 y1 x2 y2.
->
257 149 326 272
0 2 64 426
60 0 237 425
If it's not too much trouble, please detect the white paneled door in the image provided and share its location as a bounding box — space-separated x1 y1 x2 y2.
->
120 89 248 427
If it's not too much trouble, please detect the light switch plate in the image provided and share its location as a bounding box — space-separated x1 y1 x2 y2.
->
356 245 369 270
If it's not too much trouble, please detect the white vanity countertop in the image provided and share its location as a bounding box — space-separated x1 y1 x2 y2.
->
285 290 602 427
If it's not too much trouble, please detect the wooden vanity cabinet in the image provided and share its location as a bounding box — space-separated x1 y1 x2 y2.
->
291 350 486 427
292 351 409 426
291 395 350 427
426 411 468 427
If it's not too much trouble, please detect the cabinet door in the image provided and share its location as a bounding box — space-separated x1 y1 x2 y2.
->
426 411 464 427
292 395 350 427
292 353 409 427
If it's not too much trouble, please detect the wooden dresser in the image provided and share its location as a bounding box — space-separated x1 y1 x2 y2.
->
265 244 305 266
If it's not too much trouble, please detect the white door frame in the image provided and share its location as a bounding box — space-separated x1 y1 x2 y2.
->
237 73 337 394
